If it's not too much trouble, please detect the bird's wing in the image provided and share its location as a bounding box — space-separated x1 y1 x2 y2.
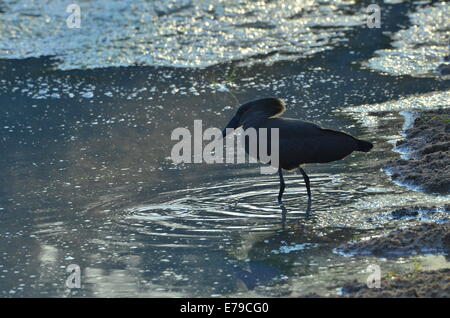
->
277 127 359 167
266 118 324 138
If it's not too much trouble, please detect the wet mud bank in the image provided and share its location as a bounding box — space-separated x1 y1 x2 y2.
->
337 106 450 296
341 107 450 257
335 216 450 297
385 108 450 194
337 220 450 256
342 268 450 298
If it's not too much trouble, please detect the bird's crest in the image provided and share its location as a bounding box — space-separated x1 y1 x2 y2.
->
238 97 286 120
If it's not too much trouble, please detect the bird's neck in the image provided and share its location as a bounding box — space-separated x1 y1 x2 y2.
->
241 111 271 130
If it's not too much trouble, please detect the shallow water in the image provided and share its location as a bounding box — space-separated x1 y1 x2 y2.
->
1 0 450 297
365 1 450 77
0 0 366 70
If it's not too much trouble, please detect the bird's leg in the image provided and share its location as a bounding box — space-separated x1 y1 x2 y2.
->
298 167 312 215
280 204 287 230
277 167 285 204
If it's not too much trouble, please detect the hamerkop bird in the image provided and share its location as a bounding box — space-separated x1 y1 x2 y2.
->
222 97 373 214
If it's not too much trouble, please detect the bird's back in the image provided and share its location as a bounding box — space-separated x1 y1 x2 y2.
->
251 117 363 170
257 117 324 138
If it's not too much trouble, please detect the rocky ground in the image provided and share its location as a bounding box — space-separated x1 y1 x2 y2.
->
335 219 450 298
384 108 450 193
342 268 450 298
337 109 450 297
337 221 450 256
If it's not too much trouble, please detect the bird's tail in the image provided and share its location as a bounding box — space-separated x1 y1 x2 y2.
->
356 139 373 152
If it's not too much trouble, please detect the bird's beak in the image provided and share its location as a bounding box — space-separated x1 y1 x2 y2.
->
222 115 240 138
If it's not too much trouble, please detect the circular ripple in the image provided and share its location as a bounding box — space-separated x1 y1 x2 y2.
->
116 173 347 247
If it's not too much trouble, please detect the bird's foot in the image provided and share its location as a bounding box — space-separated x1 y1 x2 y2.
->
305 200 312 216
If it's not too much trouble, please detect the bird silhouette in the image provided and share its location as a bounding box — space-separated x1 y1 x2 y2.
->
222 97 373 214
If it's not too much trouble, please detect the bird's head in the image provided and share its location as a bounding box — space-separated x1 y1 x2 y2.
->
222 97 286 137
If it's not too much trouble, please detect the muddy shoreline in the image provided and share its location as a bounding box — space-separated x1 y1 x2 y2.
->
335 109 450 298
342 268 450 298
336 219 450 297
385 108 450 194
337 221 450 256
